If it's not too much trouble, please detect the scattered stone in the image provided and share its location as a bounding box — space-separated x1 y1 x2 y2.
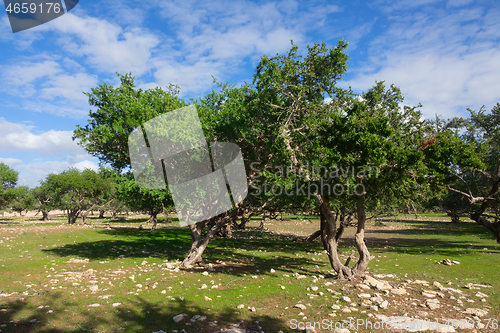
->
112 303 121 307
88 303 100 307
333 329 350 333
202 271 209 276
356 283 371 290
310 286 318 291
89 285 98 292
294 304 307 310
270 269 276 273
358 293 371 298
67 258 89 264
379 300 389 309
426 299 441 310
416 311 428 317
331 304 340 310
237 304 244 309
342 296 351 303
204 296 212 301
463 308 488 317
439 259 460 265
173 314 187 322
390 288 407 295
475 292 488 298
200 284 208 289
374 314 455 332
411 280 428 284
422 292 436 298
364 275 392 290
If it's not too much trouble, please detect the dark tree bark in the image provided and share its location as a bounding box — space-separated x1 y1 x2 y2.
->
41 210 49 221
182 213 233 267
316 193 372 280
67 209 80 224
99 210 105 218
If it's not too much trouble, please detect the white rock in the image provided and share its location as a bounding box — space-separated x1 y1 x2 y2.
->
294 304 307 310
270 269 276 273
88 303 100 307
342 296 351 303
200 284 208 289
331 304 340 310
463 308 488 317
237 304 245 309
333 329 350 333
379 300 389 309
202 271 209 276
358 293 371 298
173 314 187 322
475 292 488 298
390 288 407 295
112 303 121 307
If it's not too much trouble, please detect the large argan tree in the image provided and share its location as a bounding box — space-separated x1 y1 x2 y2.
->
252 41 431 279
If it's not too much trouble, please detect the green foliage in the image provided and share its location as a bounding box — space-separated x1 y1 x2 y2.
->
9 186 35 214
0 163 19 210
73 73 187 171
115 172 173 217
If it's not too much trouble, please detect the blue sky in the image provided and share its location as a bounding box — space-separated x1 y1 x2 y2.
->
0 0 499 188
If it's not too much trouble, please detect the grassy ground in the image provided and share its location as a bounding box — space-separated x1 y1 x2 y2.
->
0 212 498 332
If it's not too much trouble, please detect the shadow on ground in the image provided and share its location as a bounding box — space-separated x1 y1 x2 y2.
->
0 294 288 333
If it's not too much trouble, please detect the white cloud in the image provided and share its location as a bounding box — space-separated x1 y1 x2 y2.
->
46 13 160 76
344 4 500 119
0 158 22 167
1 60 63 97
15 159 99 188
40 72 98 101
0 118 87 158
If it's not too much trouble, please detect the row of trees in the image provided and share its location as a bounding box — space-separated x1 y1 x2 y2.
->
3 40 498 279
0 165 173 227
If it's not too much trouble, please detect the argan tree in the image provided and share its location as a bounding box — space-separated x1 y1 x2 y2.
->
252 41 431 279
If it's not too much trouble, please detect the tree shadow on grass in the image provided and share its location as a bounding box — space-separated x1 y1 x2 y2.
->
114 297 289 333
0 293 98 333
0 294 289 332
42 226 327 278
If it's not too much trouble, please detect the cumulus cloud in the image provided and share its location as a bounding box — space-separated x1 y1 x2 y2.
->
0 118 87 158
46 13 160 76
343 4 500 119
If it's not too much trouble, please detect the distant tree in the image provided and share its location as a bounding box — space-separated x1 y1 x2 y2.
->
115 173 173 230
426 104 500 241
0 163 19 210
43 168 113 224
31 184 57 221
9 186 35 216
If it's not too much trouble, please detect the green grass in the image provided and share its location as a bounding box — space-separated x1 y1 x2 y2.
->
0 214 498 332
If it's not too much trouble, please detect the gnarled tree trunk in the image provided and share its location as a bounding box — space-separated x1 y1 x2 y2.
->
182 213 233 267
316 193 372 280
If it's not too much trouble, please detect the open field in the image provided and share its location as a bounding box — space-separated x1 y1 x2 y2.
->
0 213 498 332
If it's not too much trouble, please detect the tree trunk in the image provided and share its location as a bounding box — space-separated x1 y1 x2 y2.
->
67 209 80 224
41 210 49 221
149 213 158 232
181 215 231 267
99 210 105 218
306 230 321 242
316 193 372 280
